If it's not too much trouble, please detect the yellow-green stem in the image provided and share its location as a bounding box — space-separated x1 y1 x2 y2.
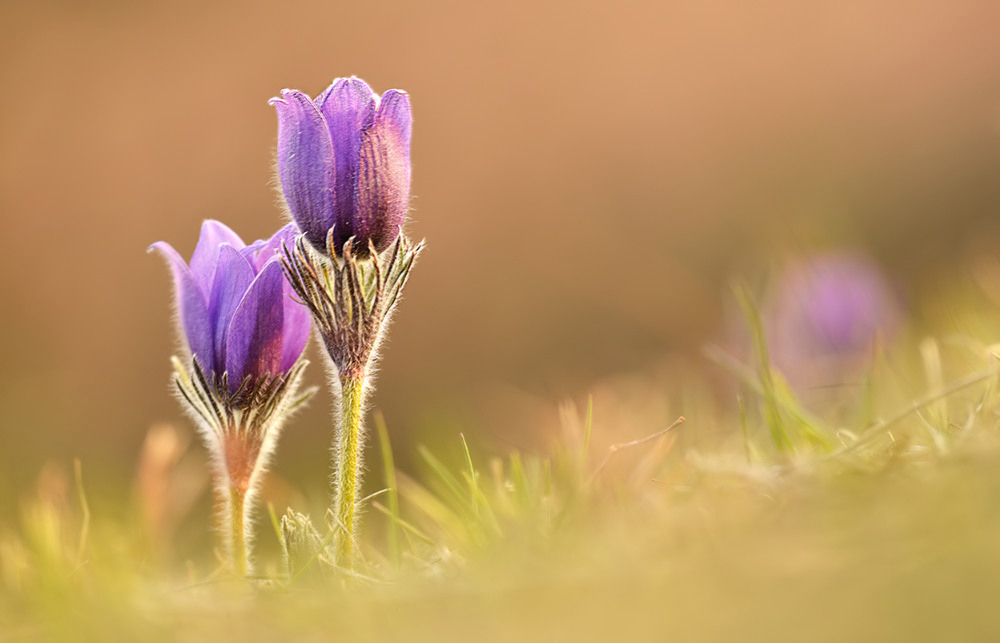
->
333 374 365 568
228 485 247 577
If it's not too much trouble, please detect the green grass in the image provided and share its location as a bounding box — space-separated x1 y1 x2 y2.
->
4 292 1000 641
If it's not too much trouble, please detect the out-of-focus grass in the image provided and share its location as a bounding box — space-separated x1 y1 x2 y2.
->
4 290 1000 641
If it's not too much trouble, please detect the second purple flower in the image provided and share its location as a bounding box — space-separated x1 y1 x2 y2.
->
151 220 311 397
270 77 412 257
151 220 314 575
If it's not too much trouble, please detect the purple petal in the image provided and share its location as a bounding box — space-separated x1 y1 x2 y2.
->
356 90 412 254
150 241 214 373
375 90 412 150
190 220 244 295
239 238 268 267
209 245 256 376
269 90 336 250
240 223 301 273
316 78 377 251
275 256 311 371
225 260 285 395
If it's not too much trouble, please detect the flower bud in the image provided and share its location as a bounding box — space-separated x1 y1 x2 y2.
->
270 77 412 258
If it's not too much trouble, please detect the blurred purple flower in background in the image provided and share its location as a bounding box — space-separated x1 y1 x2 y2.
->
150 220 311 397
270 77 412 257
765 251 902 390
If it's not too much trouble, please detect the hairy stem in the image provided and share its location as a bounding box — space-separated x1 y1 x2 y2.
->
228 485 248 577
333 373 366 568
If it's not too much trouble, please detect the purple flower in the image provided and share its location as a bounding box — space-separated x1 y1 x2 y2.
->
270 77 412 257
764 251 901 390
151 221 311 396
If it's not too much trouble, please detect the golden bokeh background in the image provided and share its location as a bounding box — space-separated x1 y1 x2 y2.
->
2 0 1000 502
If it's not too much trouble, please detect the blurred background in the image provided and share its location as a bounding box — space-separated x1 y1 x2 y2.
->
2 0 1000 515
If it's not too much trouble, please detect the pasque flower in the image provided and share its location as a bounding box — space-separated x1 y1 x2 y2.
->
765 251 901 396
151 220 311 395
151 220 312 575
272 77 421 571
270 77 412 257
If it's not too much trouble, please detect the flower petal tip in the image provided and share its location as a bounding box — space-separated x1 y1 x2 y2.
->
148 241 181 261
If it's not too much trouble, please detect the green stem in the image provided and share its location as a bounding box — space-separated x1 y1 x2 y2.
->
228 485 248 577
333 373 365 568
